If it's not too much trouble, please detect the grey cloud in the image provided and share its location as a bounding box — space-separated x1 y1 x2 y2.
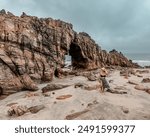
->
0 0 150 53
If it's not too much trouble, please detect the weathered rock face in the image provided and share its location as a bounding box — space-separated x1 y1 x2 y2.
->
108 50 137 67
0 10 74 93
69 35 138 69
0 10 139 93
69 32 101 69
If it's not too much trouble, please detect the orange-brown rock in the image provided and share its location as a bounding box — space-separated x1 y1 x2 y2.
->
136 70 149 74
56 95 72 100
42 83 70 93
128 80 139 85
146 89 150 94
142 78 150 83
0 10 139 93
134 85 146 91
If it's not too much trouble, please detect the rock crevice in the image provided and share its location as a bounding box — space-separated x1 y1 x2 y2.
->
0 10 139 93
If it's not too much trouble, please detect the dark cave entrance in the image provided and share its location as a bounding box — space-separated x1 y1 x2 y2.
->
69 42 88 69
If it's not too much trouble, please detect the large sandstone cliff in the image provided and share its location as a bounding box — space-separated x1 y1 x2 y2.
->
0 10 138 94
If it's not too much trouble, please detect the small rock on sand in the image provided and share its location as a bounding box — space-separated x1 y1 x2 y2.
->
28 105 45 114
136 70 149 74
134 85 146 91
42 84 70 93
121 107 129 114
146 89 150 94
65 110 89 120
56 95 72 100
128 80 139 85
7 105 28 116
8 104 45 116
74 82 101 91
136 74 143 77
142 78 150 83
87 74 97 81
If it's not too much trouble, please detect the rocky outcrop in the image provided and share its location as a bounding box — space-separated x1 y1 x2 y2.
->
0 10 74 93
69 32 101 69
108 50 138 67
0 10 139 93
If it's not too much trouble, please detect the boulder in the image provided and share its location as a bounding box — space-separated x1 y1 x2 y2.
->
20 74 39 91
128 80 139 85
0 10 139 94
65 110 89 120
136 70 149 74
42 83 70 93
74 82 102 91
120 69 130 77
0 9 6 14
7 105 28 116
136 74 143 77
134 85 146 91
142 78 150 83
120 69 136 77
28 105 45 114
74 82 87 88
7 104 45 116
121 107 129 114
146 89 150 94
87 74 97 81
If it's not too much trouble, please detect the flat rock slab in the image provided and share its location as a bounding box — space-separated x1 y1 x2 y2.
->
136 70 149 74
128 80 139 85
28 105 45 114
56 95 72 100
65 110 89 120
74 81 102 91
134 85 146 91
42 84 70 93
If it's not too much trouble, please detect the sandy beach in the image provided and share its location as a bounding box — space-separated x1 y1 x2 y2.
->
0 68 150 120
1 10 150 120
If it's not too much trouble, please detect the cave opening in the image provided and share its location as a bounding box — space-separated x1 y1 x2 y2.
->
68 42 88 69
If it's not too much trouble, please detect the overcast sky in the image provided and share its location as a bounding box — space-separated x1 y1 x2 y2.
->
0 0 150 54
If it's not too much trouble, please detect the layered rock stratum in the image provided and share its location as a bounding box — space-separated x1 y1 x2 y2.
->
0 10 139 94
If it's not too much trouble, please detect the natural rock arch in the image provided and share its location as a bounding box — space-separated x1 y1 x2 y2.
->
0 10 139 93
69 42 88 69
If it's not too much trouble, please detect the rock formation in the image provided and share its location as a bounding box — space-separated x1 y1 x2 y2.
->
0 10 139 94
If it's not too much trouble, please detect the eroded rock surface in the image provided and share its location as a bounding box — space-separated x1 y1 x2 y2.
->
0 10 139 93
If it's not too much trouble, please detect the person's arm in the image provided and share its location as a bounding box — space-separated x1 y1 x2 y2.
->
105 70 108 76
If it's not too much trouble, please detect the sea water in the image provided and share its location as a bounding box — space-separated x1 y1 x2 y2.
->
124 53 150 67
65 53 150 67
65 55 71 67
